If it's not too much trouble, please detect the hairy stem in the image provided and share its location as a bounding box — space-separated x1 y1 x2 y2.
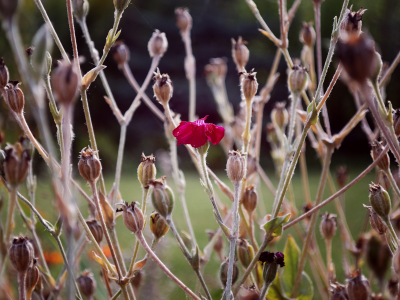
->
4 188 17 246
17 271 27 300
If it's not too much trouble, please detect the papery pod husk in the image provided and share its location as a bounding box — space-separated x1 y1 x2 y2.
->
98 190 115 228
365 232 391 285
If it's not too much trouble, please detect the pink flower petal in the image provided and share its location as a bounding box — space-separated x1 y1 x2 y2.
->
205 123 225 145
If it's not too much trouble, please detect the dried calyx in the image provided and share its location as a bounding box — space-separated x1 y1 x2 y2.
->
4 141 31 188
300 23 315 47
0 58 10 88
150 212 169 239
369 182 391 220
111 41 130 67
271 102 288 130
336 166 349 188
138 153 156 188
148 177 174 218
346 270 370 300
219 258 239 288
86 219 103 244
231 36 249 71
4 81 25 114
26 259 40 299
339 7 367 39
226 150 246 183
242 186 258 215
204 57 228 83
320 212 337 240
148 30 168 57
117 201 144 234
72 0 89 22
51 60 80 105
240 69 258 102
330 282 349 300
237 239 254 268
364 205 387 235
370 140 389 171
288 65 308 94
77 270 96 299
78 147 102 183
9 236 34 273
175 8 192 33
153 68 173 106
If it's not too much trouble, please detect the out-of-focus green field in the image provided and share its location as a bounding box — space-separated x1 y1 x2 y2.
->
4 167 381 299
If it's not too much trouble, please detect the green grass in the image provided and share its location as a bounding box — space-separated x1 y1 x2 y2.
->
3 167 382 299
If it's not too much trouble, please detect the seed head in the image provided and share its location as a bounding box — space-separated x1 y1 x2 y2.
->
346 271 370 300
86 219 103 244
0 0 19 20
365 232 391 284
393 109 400 137
364 206 386 235
78 147 102 183
117 201 144 234
9 236 34 273
148 178 174 218
369 183 391 220
148 30 168 57
97 190 115 229
320 212 337 240
288 65 308 94
4 142 31 188
237 239 254 268
149 212 169 239
226 150 246 183
339 7 367 39
300 23 315 47
4 81 25 114
113 0 130 12
77 270 96 299
137 153 156 188
72 0 89 22
204 58 228 83
242 186 257 215
266 123 279 146
330 282 349 300
0 58 9 88
153 68 173 106
112 41 130 67
231 36 249 71
175 8 192 33
26 259 40 298
51 60 80 105
240 69 258 102
219 258 239 288
336 34 379 83
336 166 349 188
370 141 389 170
271 102 289 130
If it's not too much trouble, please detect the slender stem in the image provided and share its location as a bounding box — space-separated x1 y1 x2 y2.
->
17 271 27 300
384 169 400 201
379 50 400 88
291 146 333 298
288 93 300 143
248 213 258 252
181 30 196 122
259 282 271 300
326 238 334 282
113 123 127 206
314 2 322 82
225 181 242 298
98 10 123 66
4 188 17 245
135 232 200 300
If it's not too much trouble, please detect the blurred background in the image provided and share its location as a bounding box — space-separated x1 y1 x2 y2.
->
1 0 400 174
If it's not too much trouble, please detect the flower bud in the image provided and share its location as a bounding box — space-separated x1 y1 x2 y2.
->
150 212 169 239
112 41 130 67
113 0 130 12
148 178 174 218
117 201 144 234
9 236 34 273
320 212 337 240
78 147 102 183
288 65 308 94
138 153 156 188
300 23 315 47
346 271 370 300
242 186 257 215
175 8 192 33
77 270 96 299
4 81 25 114
271 102 289 129
336 166 349 188
226 150 246 183
72 0 89 22
339 7 366 39
0 58 9 88
370 141 389 171
86 219 103 244
237 239 254 268
219 258 239 288
262 259 278 287
51 60 80 105
330 282 349 300
148 30 168 58
26 259 40 299
369 183 391 220
4 142 31 188
231 36 249 71
0 0 19 20
240 70 258 102
393 109 400 137
152 68 173 106
336 34 378 83
364 206 386 235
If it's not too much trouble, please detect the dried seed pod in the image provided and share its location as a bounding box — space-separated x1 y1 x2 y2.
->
240 69 258 102
78 147 102 183
231 36 249 71
320 212 337 240
131 270 144 293
387 276 399 298
339 7 366 39
369 183 391 220
4 81 25 114
394 109 400 137
9 236 34 273
204 58 228 81
271 102 288 129
226 150 246 183
237 239 254 268
113 0 130 12
51 60 80 105
111 41 130 67
0 0 19 20
98 190 115 229
346 271 370 300
330 282 349 300
4 142 31 188
86 219 103 244
288 65 308 94
300 23 315 47
336 166 349 188
137 153 156 188
246 155 257 178
365 232 391 285
117 202 144 234
175 8 192 33
148 30 168 57
219 258 239 288
149 212 169 239
370 141 389 171
242 186 257 215
72 0 89 22
0 58 9 88
77 270 96 299
153 69 173 106
365 206 387 235
148 178 174 218
26 259 40 299
266 123 279 146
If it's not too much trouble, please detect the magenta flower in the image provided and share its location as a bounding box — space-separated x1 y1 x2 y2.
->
172 116 225 148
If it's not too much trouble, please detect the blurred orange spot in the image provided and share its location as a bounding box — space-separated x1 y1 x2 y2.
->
44 251 64 265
